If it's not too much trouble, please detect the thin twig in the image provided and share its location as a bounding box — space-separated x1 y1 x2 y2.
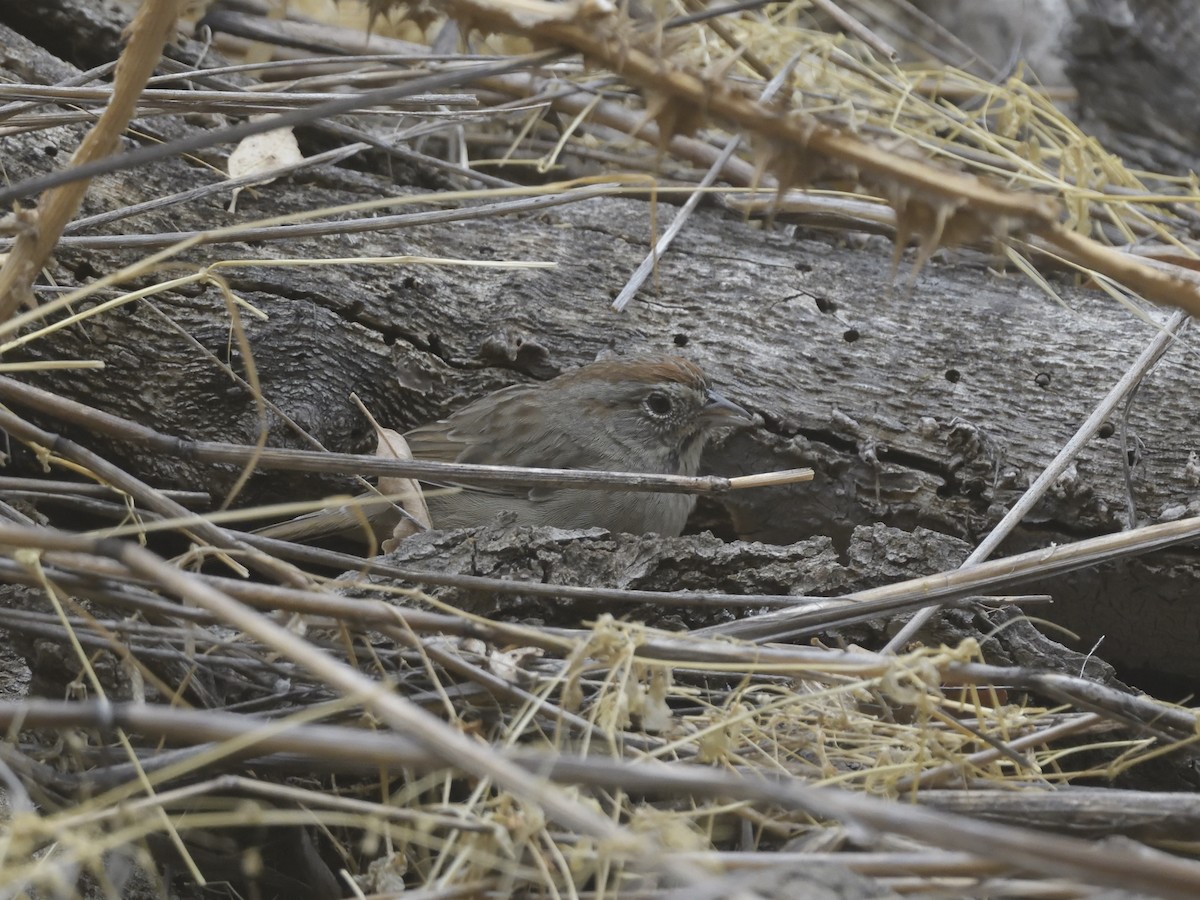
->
0 0 183 321
895 713 1107 792
0 374 809 497
63 143 369 234
810 0 898 61
0 404 308 587
612 53 798 311
706 509 1200 642
0 184 640 251
0 50 565 209
0 61 118 123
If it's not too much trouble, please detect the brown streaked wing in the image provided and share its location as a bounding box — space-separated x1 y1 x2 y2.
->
403 383 597 500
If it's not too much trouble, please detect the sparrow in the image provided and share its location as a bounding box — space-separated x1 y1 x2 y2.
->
257 354 752 542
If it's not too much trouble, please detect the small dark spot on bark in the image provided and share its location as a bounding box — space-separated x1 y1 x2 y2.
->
842 328 860 343
1098 422 1115 439
402 275 417 290
795 261 813 273
673 333 689 347
945 368 961 384
815 296 836 313
73 260 100 281
1035 372 1051 388
43 145 58 157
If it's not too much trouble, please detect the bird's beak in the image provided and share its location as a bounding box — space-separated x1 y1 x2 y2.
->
702 389 753 425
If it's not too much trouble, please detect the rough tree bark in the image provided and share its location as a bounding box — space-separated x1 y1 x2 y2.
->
2 0 1199 685
1067 0 1200 175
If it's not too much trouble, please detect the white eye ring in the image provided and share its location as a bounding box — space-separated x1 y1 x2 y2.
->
643 391 673 417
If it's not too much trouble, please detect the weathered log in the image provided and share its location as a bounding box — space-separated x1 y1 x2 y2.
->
2 1 1199 683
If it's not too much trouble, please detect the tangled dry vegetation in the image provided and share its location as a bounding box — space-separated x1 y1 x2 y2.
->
6 0 1200 897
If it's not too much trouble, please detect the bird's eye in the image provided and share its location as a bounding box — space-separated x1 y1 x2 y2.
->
643 391 673 417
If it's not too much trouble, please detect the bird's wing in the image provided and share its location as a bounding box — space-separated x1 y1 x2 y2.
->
258 384 593 542
404 384 596 501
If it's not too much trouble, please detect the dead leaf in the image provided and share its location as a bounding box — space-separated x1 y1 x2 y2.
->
375 428 432 552
487 645 544 684
227 116 303 213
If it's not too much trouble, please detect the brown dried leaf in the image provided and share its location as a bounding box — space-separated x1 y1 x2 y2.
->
374 428 432 552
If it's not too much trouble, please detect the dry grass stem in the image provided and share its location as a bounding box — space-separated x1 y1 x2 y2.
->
0 0 183 320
